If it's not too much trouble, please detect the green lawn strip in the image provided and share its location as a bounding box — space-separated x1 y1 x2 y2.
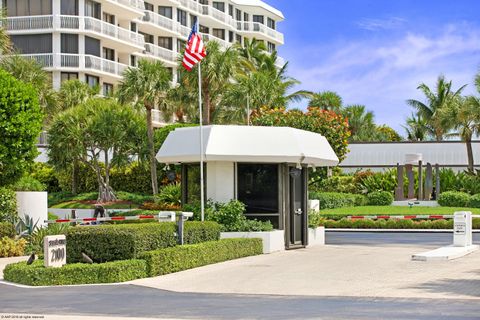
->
51 200 139 209
320 206 480 216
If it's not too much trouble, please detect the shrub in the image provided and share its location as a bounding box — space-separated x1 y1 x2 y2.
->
0 68 43 186
0 187 17 223
367 191 393 206
309 192 356 210
358 169 397 194
110 161 164 194
140 238 263 277
0 222 15 238
313 175 360 194
184 221 221 244
12 176 45 191
3 259 147 286
468 194 480 208
66 223 177 263
0 237 27 257
353 194 368 206
30 163 61 193
438 191 471 207
29 223 71 253
321 218 454 229
155 183 181 206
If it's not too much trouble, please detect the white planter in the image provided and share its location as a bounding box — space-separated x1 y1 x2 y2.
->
220 230 285 254
16 191 48 228
308 199 320 212
308 226 325 247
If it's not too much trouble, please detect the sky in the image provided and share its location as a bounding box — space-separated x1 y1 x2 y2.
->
266 0 480 135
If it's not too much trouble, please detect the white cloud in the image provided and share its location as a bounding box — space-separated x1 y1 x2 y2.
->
357 17 407 31
283 23 480 135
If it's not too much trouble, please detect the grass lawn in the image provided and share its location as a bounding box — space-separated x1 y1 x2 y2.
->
320 206 480 216
51 200 139 209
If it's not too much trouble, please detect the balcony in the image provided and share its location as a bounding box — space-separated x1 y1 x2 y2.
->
238 21 284 44
104 0 145 19
6 15 145 50
141 10 178 35
20 53 128 79
144 43 178 65
202 34 230 50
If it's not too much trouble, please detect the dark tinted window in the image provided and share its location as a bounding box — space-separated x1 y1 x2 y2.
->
11 34 52 53
61 0 77 15
85 36 100 56
61 33 78 53
237 164 278 214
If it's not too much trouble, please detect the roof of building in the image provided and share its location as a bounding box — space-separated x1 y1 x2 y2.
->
156 125 339 166
231 0 285 20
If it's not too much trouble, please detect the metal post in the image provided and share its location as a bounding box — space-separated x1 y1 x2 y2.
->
177 213 184 245
418 160 423 200
198 61 205 222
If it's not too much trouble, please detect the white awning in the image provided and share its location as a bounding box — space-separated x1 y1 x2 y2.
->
156 125 339 167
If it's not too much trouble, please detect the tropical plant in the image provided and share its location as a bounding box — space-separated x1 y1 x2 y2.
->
48 98 146 202
155 183 181 207
403 113 429 141
308 91 343 112
13 176 45 192
341 105 377 141
407 75 466 141
0 68 44 186
15 214 40 238
117 59 172 195
0 187 17 224
0 10 11 54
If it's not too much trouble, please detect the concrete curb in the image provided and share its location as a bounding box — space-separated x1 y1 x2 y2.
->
325 228 480 233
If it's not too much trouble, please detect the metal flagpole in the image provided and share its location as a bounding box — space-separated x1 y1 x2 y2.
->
197 20 205 222
247 93 250 126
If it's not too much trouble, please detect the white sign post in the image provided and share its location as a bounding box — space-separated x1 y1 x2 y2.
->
44 235 67 268
453 211 472 247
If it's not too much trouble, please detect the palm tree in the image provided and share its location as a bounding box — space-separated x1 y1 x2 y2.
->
341 105 376 141
117 59 172 195
407 75 466 141
308 91 343 112
0 11 11 54
178 41 238 124
402 113 429 141
58 79 98 111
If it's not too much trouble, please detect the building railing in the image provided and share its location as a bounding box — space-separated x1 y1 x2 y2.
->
107 0 145 10
142 10 177 33
6 15 145 47
202 34 230 49
144 43 177 63
238 21 284 43
20 53 128 77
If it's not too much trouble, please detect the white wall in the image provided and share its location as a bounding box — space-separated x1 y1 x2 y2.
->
206 162 235 203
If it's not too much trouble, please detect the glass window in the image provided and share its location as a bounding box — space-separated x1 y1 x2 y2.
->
140 32 154 44
7 0 53 16
102 47 115 61
144 1 153 11
61 72 78 82
85 36 100 56
267 17 275 29
243 12 249 21
267 42 276 53
11 34 52 53
158 37 172 50
176 39 186 53
229 31 234 43
85 0 100 19
237 164 279 214
199 25 209 34
130 22 137 32
182 164 206 205
253 15 264 24
228 4 233 17
61 33 78 53
212 28 225 40
177 9 187 26
103 83 113 96
85 74 99 88
103 12 115 24
61 0 77 15
130 55 136 66
212 1 224 12
235 34 242 45
236 9 241 21
158 6 172 18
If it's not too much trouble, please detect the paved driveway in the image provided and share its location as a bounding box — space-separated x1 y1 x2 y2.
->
131 244 480 300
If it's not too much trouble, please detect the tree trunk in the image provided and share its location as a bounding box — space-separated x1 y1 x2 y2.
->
466 136 474 172
203 80 210 124
146 106 158 195
72 161 78 195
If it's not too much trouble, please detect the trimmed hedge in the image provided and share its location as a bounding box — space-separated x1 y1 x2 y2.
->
0 222 15 238
438 191 470 207
310 192 357 210
66 221 222 263
140 238 263 276
469 194 480 208
367 191 393 206
3 259 147 286
312 217 480 229
66 223 177 263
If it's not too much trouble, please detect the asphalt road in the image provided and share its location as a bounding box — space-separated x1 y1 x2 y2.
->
326 231 480 246
0 283 479 320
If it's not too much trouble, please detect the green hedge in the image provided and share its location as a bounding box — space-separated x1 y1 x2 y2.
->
438 191 471 207
66 223 177 263
3 259 147 286
367 191 393 206
66 221 221 263
469 194 480 208
0 222 15 238
309 192 357 210
0 187 17 223
140 238 263 277
314 217 480 229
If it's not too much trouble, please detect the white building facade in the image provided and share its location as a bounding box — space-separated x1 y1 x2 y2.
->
3 0 284 95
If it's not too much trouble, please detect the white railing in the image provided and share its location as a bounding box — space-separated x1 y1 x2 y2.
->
142 10 177 33
6 15 53 30
144 43 177 63
20 53 128 77
239 21 284 43
107 0 145 10
6 15 145 47
202 34 230 49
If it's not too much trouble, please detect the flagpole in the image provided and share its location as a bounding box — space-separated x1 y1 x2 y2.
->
197 22 205 222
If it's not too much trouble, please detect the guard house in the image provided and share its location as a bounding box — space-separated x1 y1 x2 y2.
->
156 125 339 249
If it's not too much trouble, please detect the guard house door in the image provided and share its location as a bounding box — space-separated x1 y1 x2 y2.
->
286 166 307 249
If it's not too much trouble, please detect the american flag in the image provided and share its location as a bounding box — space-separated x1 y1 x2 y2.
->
182 19 206 71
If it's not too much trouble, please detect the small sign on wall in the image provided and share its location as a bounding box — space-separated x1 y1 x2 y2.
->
44 235 66 268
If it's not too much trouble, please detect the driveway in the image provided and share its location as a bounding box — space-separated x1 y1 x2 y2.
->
131 244 480 300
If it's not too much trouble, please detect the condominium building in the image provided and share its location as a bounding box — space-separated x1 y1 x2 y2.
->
2 0 284 98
